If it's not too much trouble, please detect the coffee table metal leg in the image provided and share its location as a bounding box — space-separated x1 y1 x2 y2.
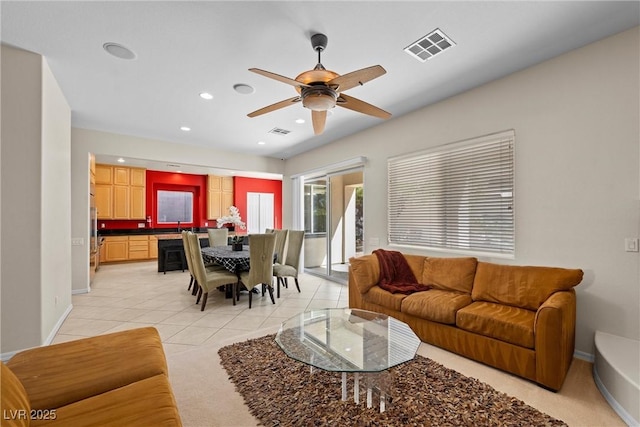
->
341 372 347 401
366 374 373 408
354 373 360 404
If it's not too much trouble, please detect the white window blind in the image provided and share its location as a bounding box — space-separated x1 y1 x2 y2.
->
388 130 514 256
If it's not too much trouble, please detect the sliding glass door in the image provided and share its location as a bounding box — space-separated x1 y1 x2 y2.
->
303 168 363 283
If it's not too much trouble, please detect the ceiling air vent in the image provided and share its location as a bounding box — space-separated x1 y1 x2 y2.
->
404 28 455 62
269 127 291 136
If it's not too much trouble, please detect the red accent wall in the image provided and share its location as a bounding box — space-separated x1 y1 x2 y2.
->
233 177 283 230
146 171 207 229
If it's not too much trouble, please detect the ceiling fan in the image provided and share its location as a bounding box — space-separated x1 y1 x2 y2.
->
247 33 391 135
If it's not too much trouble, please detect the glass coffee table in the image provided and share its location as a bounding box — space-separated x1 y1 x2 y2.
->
275 308 420 412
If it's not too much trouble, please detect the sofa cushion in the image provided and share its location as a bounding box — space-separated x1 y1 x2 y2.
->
401 290 472 324
456 301 536 349
7 327 167 410
350 254 426 295
422 257 478 294
349 254 380 294
31 374 182 427
1 363 30 427
471 262 583 311
363 286 407 311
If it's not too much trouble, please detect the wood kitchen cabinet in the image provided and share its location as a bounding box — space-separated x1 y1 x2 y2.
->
149 235 158 259
96 164 146 220
95 164 112 185
95 184 113 219
103 236 128 262
207 175 234 220
128 235 149 260
113 185 130 219
101 235 157 263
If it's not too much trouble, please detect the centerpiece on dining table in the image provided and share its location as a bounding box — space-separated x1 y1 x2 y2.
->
216 206 246 251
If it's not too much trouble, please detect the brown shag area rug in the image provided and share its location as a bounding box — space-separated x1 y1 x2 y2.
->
218 334 567 427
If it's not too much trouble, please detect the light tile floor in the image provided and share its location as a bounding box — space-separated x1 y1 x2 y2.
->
54 261 348 355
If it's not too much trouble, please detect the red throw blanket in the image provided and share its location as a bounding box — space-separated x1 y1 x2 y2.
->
373 249 432 295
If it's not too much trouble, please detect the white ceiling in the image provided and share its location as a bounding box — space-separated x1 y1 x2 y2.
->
2 1 639 170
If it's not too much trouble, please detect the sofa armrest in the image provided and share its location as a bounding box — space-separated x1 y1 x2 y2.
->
6 327 167 410
534 290 576 391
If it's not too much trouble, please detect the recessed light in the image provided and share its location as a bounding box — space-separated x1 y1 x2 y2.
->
233 83 255 95
103 42 136 60
180 126 191 132
295 118 305 124
117 158 125 163
257 141 266 145
199 92 213 100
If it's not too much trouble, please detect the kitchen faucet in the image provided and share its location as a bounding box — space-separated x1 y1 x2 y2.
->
177 221 181 232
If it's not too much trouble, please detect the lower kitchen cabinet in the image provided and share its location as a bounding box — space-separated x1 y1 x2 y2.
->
103 236 128 262
101 235 158 263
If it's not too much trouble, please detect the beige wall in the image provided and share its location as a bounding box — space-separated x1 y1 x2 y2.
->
1 45 71 356
283 27 640 356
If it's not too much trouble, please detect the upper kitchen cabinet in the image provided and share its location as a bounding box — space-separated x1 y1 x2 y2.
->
96 164 146 220
207 175 234 220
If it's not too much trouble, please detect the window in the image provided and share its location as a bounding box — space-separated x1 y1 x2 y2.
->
388 130 514 256
304 182 327 234
157 190 193 223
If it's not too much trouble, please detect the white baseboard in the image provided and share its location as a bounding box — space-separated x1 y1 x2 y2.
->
574 349 595 363
43 303 73 345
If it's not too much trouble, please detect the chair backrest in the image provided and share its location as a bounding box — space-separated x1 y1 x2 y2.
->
208 228 229 247
245 233 276 288
181 231 194 275
269 229 288 264
187 232 208 291
284 230 304 271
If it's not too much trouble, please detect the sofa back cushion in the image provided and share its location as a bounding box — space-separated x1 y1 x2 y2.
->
422 257 478 294
349 254 380 294
349 253 427 295
471 262 583 310
1 362 30 427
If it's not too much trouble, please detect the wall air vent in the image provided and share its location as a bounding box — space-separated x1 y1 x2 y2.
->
269 127 291 136
166 164 181 168
404 28 456 62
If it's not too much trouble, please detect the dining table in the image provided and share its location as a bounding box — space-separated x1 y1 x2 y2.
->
201 245 251 274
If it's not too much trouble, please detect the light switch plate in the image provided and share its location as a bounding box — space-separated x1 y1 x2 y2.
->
71 238 84 246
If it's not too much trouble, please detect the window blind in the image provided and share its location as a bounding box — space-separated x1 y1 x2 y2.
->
388 130 514 255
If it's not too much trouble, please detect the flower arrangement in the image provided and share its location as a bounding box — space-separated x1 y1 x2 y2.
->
216 206 246 230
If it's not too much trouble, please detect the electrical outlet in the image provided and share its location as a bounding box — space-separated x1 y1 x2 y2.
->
205 222 208 227
138 223 145 228
625 238 639 252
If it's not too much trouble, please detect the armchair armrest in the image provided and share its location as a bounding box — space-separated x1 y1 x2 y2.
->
534 290 576 390
6 327 167 410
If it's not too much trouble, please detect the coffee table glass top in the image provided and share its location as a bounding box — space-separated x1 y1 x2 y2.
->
275 308 420 373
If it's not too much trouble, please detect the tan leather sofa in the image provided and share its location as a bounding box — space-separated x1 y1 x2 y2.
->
1 327 182 426
349 254 583 391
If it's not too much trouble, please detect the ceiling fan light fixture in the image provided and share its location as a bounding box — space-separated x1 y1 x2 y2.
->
301 86 337 111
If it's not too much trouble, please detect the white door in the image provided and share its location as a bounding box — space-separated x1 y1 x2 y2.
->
247 192 274 234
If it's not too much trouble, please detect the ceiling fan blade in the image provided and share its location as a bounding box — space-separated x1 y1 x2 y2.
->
336 94 391 119
311 110 327 135
328 65 387 93
247 96 301 118
249 68 310 88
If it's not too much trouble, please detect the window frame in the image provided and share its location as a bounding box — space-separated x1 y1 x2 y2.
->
156 189 195 225
387 130 515 258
